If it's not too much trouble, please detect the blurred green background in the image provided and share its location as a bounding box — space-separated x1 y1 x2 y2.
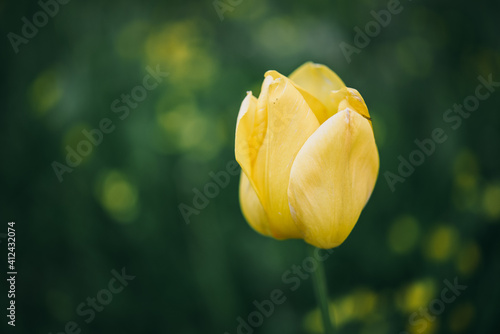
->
1 0 499 333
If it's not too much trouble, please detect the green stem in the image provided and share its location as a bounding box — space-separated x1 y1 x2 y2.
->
309 244 335 334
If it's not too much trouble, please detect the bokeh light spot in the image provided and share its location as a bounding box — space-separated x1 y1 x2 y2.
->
399 278 436 312
144 20 217 90
481 182 500 220
156 102 224 159
29 69 62 115
455 241 481 275
303 307 322 333
453 150 479 181
423 225 459 262
99 171 139 223
388 215 420 254
351 288 377 318
333 294 355 326
303 288 378 332
406 318 438 334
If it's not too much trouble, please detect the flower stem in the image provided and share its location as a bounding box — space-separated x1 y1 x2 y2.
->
309 244 335 334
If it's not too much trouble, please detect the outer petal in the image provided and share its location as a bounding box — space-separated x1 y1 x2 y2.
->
288 109 379 249
265 70 328 124
255 76 320 239
235 76 274 213
235 82 268 195
289 62 346 118
331 87 371 122
239 171 271 236
235 92 259 178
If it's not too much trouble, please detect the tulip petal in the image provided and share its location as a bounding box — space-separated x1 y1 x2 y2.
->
235 90 266 188
265 70 329 124
253 76 320 239
331 87 371 122
239 171 272 236
288 108 379 249
289 62 346 117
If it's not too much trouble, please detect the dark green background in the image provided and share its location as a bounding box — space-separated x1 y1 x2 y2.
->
1 0 499 333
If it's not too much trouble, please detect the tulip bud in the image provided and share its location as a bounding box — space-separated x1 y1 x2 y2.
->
235 62 379 249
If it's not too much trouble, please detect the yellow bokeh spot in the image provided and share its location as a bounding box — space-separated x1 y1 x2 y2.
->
157 104 207 148
302 307 322 333
303 301 341 332
406 318 439 334
303 288 378 333
332 288 378 326
144 20 217 90
455 241 481 275
424 225 459 262
145 21 197 65
453 149 479 177
398 278 436 312
156 101 225 159
99 171 139 223
448 303 474 332
481 182 500 220
333 295 355 326
454 172 478 190
453 149 479 187
388 215 420 254
452 172 479 212
352 288 377 319
29 69 62 115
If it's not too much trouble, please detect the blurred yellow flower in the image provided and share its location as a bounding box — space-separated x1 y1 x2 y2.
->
235 62 379 249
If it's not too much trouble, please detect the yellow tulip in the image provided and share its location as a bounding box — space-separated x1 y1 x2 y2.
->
235 62 379 249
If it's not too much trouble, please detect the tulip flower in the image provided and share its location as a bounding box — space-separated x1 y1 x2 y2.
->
235 62 379 249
